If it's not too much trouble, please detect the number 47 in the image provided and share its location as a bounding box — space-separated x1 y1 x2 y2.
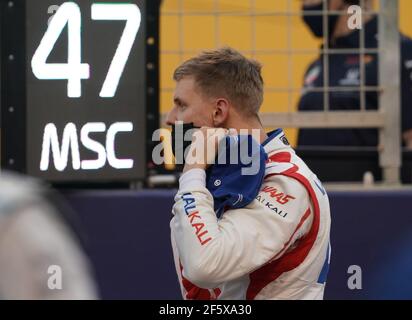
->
32 2 141 98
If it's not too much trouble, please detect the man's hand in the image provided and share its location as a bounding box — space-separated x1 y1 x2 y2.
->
183 127 229 173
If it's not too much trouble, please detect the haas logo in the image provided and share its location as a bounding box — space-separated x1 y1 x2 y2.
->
262 186 295 205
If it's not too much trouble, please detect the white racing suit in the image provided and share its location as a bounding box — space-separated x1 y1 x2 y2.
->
171 130 331 300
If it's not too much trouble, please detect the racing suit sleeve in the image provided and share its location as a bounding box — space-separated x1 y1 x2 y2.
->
171 168 314 289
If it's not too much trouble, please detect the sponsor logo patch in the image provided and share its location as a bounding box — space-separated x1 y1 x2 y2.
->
261 186 296 205
182 193 212 246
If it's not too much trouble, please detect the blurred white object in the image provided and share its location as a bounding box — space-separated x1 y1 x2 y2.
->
0 172 98 300
363 171 375 187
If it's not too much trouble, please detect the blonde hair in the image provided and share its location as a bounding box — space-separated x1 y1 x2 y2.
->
174 47 264 117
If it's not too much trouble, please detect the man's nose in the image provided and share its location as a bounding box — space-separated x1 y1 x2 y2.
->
165 108 177 126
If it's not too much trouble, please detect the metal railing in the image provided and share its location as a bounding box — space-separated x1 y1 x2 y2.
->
160 0 402 185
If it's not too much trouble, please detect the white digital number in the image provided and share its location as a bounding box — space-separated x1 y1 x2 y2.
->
91 4 141 98
32 2 90 98
31 2 141 98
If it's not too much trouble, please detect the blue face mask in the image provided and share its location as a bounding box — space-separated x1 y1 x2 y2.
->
302 2 339 38
206 135 267 218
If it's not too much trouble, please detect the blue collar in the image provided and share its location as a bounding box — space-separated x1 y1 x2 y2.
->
262 128 284 147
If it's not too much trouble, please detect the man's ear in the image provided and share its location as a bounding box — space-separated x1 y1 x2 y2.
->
212 98 230 127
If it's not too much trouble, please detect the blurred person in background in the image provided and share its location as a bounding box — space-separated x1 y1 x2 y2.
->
0 172 97 299
298 0 412 148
